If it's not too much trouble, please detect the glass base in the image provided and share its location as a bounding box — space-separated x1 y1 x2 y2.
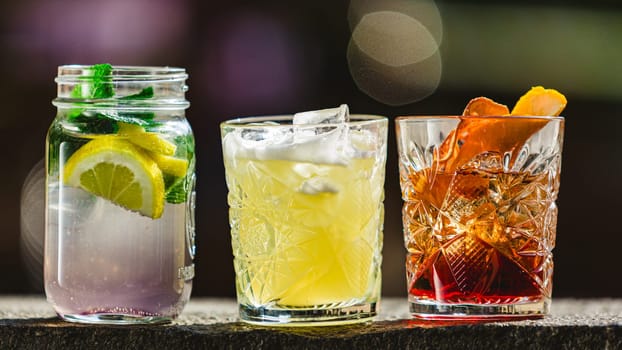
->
59 312 173 325
239 301 377 326
409 298 550 320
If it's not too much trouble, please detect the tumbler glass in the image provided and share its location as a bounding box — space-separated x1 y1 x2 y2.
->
221 108 387 325
396 115 564 319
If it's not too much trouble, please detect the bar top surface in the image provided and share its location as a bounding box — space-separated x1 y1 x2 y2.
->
0 297 620 349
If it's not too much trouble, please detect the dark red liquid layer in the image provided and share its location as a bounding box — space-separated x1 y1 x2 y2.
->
409 235 543 304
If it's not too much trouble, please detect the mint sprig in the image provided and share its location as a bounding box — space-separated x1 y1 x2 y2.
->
69 64 158 130
89 63 114 99
65 63 190 204
120 86 154 100
70 63 114 99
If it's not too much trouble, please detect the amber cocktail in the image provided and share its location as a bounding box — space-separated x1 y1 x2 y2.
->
396 87 566 319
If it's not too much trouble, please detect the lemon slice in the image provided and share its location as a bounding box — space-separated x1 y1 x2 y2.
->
149 152 189 177
511 86 567 116
63 136 165 219
118 122 177 156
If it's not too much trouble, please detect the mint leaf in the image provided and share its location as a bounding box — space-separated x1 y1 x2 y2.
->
164 174 188 204
176 134 195 162
68 63 114 122
72 112 119 134
98 111 156 127
69 63 113 100
71 111 157 133
70 84 83 98
67 64 160 130
121 87 154 100
89 63 114 99
163 134 195 204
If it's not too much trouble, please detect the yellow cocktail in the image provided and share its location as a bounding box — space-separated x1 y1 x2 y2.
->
221 110 386 325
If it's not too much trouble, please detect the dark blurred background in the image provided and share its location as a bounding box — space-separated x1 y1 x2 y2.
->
4 0 622 298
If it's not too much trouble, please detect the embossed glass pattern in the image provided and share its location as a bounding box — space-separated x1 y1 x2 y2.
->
45 66 195 325
396 116 564 319
221 115 387 326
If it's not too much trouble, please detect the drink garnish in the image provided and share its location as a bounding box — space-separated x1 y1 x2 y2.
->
69 63 157 131
118 122 177 156
437 86 566 173
462 97 509 117
63 64 191 210
148 153 189 178
120 86 154 100
70 63 114 99
63 136 165 219
510 86 567 116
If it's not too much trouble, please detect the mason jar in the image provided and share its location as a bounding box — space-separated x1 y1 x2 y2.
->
45 65 196 324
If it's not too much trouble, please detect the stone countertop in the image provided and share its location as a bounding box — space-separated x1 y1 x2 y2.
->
0 297 620 349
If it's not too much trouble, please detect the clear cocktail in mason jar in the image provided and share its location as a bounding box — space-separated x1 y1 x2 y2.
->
45 64 196 324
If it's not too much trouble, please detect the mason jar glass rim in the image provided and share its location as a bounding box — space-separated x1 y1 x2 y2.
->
55 65 188 83
53 64 189 109
221 114 387 129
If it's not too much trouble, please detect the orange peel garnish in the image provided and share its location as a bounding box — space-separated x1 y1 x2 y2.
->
463 97 509 117
511 86 567 116
434 87 566 173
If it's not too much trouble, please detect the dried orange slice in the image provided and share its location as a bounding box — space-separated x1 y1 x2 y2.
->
463 97 509 116
510 86 567 116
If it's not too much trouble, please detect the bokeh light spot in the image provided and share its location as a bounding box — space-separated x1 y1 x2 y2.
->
347 0 443 106
352 11 438 67
348 0 443 46
348 40 441 106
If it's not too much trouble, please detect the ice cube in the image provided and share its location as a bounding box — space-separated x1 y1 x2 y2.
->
222 105 355 166
459 151 504 173
222 124 294 161
299 177 340 195
290 104 352 166
436 167 495 239
293 158 341 194
293 104 349 125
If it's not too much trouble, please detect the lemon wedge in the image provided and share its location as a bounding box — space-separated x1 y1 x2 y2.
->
149 152 189 178
63 136 165 219
118 122 177 155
